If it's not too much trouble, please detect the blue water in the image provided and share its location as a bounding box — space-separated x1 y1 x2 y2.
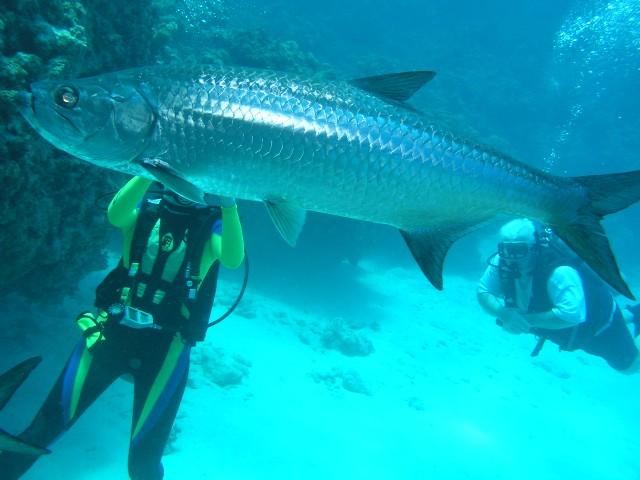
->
2 0 640 478
228 0 640 304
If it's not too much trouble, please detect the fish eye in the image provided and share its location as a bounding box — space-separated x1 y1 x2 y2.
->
54 86 79 108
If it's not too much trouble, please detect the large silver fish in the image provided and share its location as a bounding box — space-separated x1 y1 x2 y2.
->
18 65 640 298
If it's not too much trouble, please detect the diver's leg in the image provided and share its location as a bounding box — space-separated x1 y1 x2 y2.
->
128 333 191 480
583 308 640 373
0 340 124 478
620 339 640 374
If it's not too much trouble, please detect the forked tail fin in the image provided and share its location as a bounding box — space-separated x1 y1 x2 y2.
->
552 170 640 299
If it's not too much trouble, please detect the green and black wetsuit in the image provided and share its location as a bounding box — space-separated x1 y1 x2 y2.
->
0 176 244 479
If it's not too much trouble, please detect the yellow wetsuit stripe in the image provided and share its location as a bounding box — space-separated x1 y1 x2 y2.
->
107 176 154 268
201 204 245 274
69 347 93 421
131 334 185 440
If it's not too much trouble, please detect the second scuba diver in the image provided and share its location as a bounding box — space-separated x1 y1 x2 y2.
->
0 175 245 479
477 218 639 373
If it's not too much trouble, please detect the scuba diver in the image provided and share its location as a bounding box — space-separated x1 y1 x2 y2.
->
0 176 244 479
477 218 639 373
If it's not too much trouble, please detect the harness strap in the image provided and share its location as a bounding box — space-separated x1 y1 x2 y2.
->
100 187 222 343
129 201 161 267
81 325 103 339
593 298 617 337
530 337 546 357
564 324 581 351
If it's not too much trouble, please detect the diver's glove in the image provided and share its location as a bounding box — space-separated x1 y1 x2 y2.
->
76 311 108 350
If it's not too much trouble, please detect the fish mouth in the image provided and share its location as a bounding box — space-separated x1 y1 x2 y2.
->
16 91 35 119
16 91 44 133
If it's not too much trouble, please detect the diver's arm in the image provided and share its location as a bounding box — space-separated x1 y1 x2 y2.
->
107 176 154 229
477 261 530 333
524 310 575 330
477 291 505 316
477 260 506 316
478 291 530 333
524 266 586 330
210 204 245 269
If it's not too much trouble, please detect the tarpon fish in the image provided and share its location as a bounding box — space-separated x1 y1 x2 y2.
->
18 65 640 298
0 356 50 456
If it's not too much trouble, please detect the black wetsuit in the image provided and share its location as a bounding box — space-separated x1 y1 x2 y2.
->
0 178 244 479
501 251 638 371
0 324 190 479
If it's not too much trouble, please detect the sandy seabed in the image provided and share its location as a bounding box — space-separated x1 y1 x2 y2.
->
2 259 638 480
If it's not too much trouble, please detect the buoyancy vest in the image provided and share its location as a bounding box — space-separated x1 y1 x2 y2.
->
500 248 617 351
95 189 222 344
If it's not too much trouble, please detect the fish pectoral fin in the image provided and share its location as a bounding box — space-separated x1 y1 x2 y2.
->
400 221 482 290
138 158 206 204
350 71 436 103
0 356 41 411
0 427 50 456
264 200 307 246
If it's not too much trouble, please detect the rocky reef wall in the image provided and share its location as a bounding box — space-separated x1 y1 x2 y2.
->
0 0 326 299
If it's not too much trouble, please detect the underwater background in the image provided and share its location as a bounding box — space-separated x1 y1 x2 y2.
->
1 0 639 478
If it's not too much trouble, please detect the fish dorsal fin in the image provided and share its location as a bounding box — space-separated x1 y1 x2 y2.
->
264 200 307 246
350 71 436 103
400 220 485 290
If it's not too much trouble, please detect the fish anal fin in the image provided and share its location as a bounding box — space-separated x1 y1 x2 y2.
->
264 200 307 246
400 221 482 290
350 71 436 103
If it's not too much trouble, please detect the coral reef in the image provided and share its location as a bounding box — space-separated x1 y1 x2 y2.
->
0 0 159 298
0 0 328 300
311 367 371 396
319 318 375 357
191 345 251 388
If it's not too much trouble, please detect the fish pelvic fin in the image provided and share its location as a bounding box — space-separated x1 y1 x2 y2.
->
264 200 307 246
552 170 640 300
400 220 486 290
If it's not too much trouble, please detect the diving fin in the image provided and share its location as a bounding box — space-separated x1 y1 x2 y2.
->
264 200 307 246
0 357 41 410
0 428 50 456
139 158 206 204
0 357 50 456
